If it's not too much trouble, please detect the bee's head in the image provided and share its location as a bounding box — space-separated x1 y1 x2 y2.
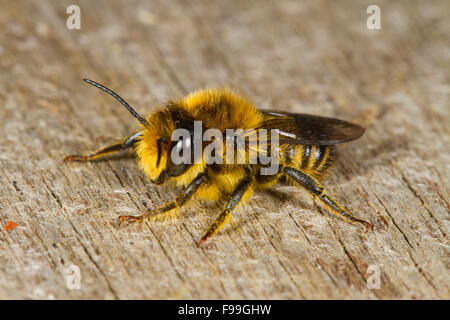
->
82 79 196 184
136 108 174 183
136 106 198 184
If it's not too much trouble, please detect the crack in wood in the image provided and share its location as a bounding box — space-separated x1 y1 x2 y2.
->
41 179 120 299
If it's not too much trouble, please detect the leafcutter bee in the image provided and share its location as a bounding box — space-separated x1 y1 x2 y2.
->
65 79 372 246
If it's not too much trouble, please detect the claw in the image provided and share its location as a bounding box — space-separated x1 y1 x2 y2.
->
64 155 86 162
197 231 212 247
364 221 374 233
118 215 143 225
197 236 207 247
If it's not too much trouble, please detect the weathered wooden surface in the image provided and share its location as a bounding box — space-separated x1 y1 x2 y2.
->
0 0 448 299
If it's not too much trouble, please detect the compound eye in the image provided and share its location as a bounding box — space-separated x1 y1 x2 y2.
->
175 136 192 153
174 138 184 154
173 136 192 158
167 161 189 176
166 136 192 177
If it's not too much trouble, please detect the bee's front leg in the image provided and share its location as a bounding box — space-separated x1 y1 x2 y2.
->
119 172 207 224
118 201 177 224
64 132 142 162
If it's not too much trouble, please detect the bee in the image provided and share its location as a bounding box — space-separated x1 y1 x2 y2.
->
65 79 372 246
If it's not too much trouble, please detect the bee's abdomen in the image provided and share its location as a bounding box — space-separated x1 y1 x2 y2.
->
298 145 335 175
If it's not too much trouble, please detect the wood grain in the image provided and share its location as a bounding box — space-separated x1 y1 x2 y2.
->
0 0 448 299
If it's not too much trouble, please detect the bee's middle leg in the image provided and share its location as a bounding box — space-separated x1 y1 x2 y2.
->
119 172 207 224
198 177 253 246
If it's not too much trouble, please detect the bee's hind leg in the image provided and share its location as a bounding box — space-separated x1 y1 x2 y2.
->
64 132 142 162
283 166 373 231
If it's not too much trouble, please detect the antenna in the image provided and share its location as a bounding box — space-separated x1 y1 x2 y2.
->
83 78 148 126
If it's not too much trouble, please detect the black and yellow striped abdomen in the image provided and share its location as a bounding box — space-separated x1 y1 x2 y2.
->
285 144 336 178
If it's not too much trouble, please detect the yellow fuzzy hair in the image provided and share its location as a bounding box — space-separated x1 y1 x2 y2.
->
136 88 263 191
